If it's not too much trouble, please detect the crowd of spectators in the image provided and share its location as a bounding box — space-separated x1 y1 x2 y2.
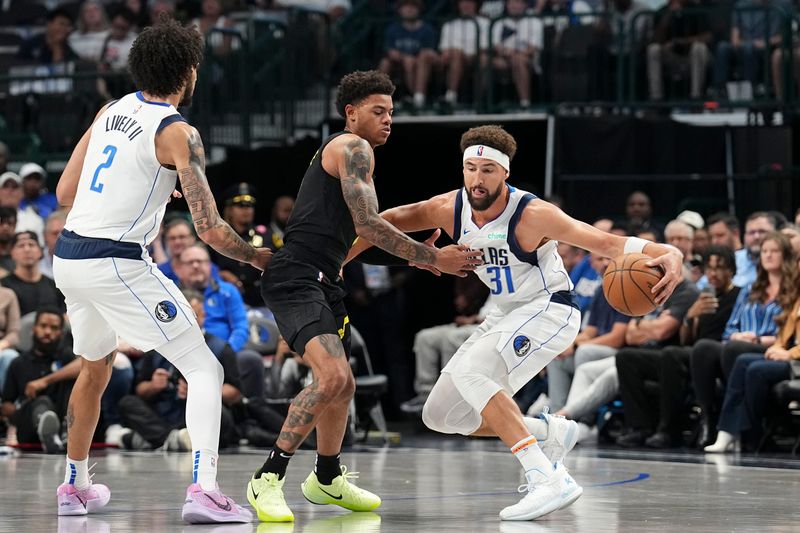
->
2 0 800 135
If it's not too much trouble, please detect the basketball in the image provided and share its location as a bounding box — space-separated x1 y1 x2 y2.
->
602 253 665 317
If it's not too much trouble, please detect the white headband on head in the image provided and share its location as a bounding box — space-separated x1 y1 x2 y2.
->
463 145 510 171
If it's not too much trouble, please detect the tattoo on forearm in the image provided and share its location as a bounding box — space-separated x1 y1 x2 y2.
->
318 334 345 358
341 138 437 265
177 130 255 263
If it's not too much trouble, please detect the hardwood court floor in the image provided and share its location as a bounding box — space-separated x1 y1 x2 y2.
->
1 441 797 533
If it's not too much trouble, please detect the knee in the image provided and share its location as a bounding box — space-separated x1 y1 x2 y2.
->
317 367 352 399
647 43 661 59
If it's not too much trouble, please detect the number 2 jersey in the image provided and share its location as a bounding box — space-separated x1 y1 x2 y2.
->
65 91 184 247
454 185 573 308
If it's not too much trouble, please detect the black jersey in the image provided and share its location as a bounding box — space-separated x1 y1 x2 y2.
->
281 132 357 279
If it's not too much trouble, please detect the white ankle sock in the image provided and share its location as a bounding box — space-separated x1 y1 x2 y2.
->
523 417 549 441
64 457 89 489
193 449 219 491
511 436 554 481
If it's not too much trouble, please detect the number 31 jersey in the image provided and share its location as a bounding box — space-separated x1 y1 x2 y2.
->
454 185 572 307
65 91 184 247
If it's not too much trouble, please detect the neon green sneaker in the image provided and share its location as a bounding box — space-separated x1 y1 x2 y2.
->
300 465 381 511
247 472 294 522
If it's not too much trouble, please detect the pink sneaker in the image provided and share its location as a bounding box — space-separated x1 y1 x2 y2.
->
181 483 253 524
57 483 111 516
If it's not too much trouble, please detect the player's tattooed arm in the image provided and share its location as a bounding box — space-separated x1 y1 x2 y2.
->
177 129 257 264
340 138 437 265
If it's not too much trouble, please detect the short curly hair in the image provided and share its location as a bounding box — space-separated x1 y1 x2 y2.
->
335 70 395 118
459 125 517 160
128 17 203 97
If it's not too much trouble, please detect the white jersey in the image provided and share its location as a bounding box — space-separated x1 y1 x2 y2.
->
65 91 184 247
454 185 573 308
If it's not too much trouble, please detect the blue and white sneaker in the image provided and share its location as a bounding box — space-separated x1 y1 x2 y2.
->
538 407 579 466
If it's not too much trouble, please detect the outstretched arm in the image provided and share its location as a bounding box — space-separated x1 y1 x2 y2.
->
158 123 270 270
518 200 683 304
337 137 478 275
344 191 456 264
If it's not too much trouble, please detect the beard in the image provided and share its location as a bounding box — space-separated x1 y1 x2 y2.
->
179 85 194 107
466 182 504 211
33 336 58 355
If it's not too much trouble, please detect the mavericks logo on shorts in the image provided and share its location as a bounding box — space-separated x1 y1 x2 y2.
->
513 335 531 357
155 300 177 322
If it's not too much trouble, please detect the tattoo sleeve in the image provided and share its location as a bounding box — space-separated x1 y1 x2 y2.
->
340 138 437 265
177 129 255 263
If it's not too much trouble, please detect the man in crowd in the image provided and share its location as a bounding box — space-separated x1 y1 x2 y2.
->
211 183 270 307
1 232 64 316
1 307 74 453
19 163 58 219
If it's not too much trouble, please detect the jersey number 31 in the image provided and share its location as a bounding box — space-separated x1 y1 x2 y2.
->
90 145 117 193
487 265 515 295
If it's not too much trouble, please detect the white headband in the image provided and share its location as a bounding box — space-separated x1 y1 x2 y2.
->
462 145 510 171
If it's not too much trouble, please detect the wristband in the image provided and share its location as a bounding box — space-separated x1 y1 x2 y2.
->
624 237 648 254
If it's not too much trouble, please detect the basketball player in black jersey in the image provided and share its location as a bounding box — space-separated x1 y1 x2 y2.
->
246 70 483 522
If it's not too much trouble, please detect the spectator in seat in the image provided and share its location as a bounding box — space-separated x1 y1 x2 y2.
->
176 244 266 400
624 191 663 238
379 0 439 109
690 231 794 448
1 308 73 453
0 287 20 392
188 0 239 56
210 183 270 307
97 7 138 100
0 172 44 243
705 285 800 452
539 0 594 35
157 217 220 285
780 224 800 260
614 246 739 448
559 241 600 314
647 0 712 101
438 0 490 106
19 163 58 220
17 8 79 65
1 232 65 317
68 0 110 62
737 211 778 286
39 210 67 280
712 0 788 98
491 0 544 109
266 195 294 253
664 219 695 264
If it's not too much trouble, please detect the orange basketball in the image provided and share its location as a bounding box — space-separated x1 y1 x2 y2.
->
602 253 664 317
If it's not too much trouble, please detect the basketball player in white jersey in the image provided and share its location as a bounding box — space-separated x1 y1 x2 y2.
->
346 125 683 520
52 19 269 522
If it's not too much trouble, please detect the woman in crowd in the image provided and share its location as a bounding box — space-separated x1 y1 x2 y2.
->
705 235 799 452
691 231 797 448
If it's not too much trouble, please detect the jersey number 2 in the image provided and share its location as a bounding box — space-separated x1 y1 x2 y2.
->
90 145 117 193
487 265 515 295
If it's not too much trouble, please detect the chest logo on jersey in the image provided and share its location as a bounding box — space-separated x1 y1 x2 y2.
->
482 247 508 266
105 114 144 141
513 335 531 357
155 300 177 322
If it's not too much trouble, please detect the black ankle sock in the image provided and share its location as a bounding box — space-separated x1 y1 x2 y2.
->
256 445 294 480
315 453 341 485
